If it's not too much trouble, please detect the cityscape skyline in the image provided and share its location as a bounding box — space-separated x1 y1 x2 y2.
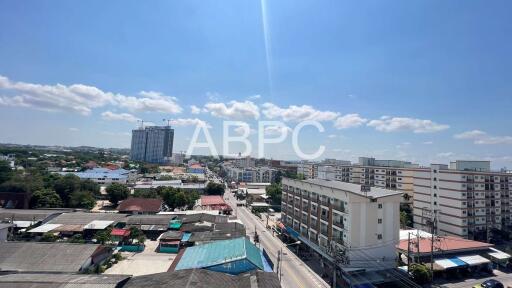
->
1 1 511 168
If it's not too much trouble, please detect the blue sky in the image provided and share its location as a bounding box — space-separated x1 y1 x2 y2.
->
0 0 511 168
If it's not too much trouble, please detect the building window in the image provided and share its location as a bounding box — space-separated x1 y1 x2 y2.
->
378 204 382 209
378 218 382 224
377 234 382 240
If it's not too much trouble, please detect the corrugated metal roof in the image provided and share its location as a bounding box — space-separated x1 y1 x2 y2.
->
122 269 280 288
48 212 127 225
0 273 130 288
27 223 62 233
0 242 102 273
83 220 114 230
175 237 264 271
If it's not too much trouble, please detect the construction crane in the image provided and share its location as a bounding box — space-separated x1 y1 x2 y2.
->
162 118 172 127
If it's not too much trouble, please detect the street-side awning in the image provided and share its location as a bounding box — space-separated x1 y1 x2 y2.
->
488 248 511 260
28 223 62 233
434 258 467 270
457 255 491 266
13 220 36 228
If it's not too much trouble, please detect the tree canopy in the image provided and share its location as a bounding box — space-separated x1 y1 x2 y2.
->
160 187 199 210
0 160 13 185
30 188 63 208
204 182 224 196
266 183 282 205
106 183 130 205
69 191 96 210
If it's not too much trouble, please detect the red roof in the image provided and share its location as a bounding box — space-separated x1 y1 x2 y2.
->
111 228 131 237
200 195 226 206
397 236 493 254
118 198 163 213
189 164 203 169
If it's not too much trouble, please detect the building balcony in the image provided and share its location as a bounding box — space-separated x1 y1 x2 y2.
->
332 204 346 213
320 200 330 207
320 214 329 222
333 220 344 229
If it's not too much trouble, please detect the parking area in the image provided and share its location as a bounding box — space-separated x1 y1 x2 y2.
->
104 239 176 276
438 269 512 288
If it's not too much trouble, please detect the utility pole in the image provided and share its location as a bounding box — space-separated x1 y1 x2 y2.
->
422 207 438 282
430 210 437 282
407 232 412 272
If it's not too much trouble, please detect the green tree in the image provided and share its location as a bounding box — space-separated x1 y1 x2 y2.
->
160 187 199 210
94 228 112 244
69 191 96 210
0 160 13 184
53 174 81 205
106 183 129 205
266 183 282 205
410 263 432 284
40 232 58 242
69 234 85 243
204 182 224 196
80 179 101 196
30 188 63 208
133 189 158 198
128 226 143 243
400 205 413 228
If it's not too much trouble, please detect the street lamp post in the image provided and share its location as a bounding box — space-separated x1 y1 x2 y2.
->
277 241 301 282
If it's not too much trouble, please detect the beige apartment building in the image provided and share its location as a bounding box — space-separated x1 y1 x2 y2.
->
281 178 401 270
413 161 512 241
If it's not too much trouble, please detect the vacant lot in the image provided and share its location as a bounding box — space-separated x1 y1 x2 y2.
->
104 239 176 276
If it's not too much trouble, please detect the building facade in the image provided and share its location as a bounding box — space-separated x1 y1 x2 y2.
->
413 161 512 241
315 157 419 206
130 126 174 164
222 164 278 183
281 178 401 270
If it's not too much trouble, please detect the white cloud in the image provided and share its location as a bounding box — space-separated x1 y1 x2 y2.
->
169 118 211 128
204 100 260 120
423 141 433 145
334 114 367 129
68 127 79 132
264 125 292 136
206 92 221 102
101 111 139 123
248 95 261 100
0 75 115 115
437 152 454 158
327 134 337 139
233 123 256 135
0 75 183 115
115 91 182 114
190 105 201 114
261 103 339 122
367 116 449 133
454 130 512 145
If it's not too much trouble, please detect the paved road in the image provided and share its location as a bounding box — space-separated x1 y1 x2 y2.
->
225 190 329 288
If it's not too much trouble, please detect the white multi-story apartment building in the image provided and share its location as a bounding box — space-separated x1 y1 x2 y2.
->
297 162 318 179
234 155 256 168
222 164 278 183
316 157 420 205
281 178 401 271
413 161 512 241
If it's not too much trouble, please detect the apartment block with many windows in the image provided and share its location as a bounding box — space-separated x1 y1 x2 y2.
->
317 157 420 206
413 161 512 241
281 178 401 270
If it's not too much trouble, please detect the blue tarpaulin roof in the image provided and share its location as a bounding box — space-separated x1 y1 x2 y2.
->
181 232 192 242
175 237 264 271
